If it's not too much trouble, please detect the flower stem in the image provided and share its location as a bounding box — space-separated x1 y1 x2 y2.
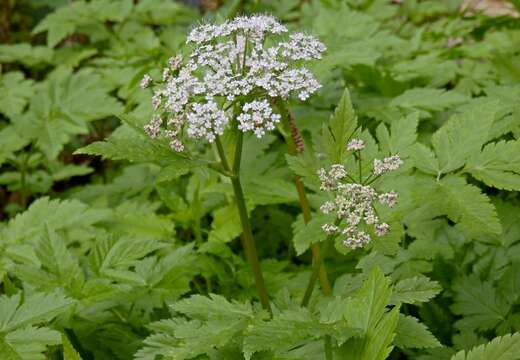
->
274 100 332 299
324 335 333 360
215 135 272 315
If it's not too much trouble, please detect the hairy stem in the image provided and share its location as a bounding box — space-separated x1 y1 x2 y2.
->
215 135 272 315
275 100 332 299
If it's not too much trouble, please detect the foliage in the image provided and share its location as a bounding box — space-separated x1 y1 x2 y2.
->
1 0 520 359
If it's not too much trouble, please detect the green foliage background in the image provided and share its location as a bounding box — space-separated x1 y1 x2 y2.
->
1 0 520 359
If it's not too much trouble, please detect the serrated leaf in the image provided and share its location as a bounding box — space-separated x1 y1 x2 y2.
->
0 72 34 118
0 44 53 66
391 276 442 305
1 197 107 245
62 333 83 360
0 291 72 333
394 315 441 349
345 266 392 332
291 213 331 256
451 275 510 332
322 87 357 164
4 326 61 360
33 0 133 47
465 140 520 190
431 107 495 174
171 294 253 321
451 333 520 360
15 67 123 159
391 88 468 112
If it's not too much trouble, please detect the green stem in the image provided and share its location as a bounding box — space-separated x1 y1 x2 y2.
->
273 100 332 299
215 135 272 315
357 150 362 183
324 335 333 360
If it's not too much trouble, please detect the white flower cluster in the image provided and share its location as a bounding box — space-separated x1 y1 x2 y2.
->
374 155 403 175
237 100 281 138
318 144 402 249
140 15 325 151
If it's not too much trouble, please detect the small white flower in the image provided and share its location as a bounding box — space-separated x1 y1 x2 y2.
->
322 223 338 235
375 223 390 237
168 55 183 70
347 139 365 151
373 155 403 175
144 114 162 138
379 191 398 208
140 74 152 89
237 100 281 138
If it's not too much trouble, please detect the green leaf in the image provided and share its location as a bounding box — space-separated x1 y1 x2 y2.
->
322 87 357 164
291 213 331 256
465 140 520 190
391 276 442 305
451 333 520 360
0 291 72 333
376 112 419 157
412 143 440 175
62 333 83 360
16 67 123 159
75 117 194 169
412 175 501 237
244 308 326 359
431 107 495 174
451 275 510 332
390 88 468 113
1 197 107 245
171 294 253 321
13 226 85 294
33 0 133 47
0 72 34 118
345 266 392 332
3 326 61 360
394 315 441 349
0 44 53 66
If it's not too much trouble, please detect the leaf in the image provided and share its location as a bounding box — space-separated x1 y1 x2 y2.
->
322 87 357 164
412 175 501 237
376 112 419 157
0 44 53 66
451 275 510 332
208 205 241 243
0 291 72 333
412 143 440 175
390 88 468 113
431 106 495 174
451 333 520 360
3 326 61 360
394 315 441 349
75 120 191 168
345 266 392 332
62 333 83 360
16 67 123 159
440 175 502 236
391 276 442 305
33 0 133 47
465 140 520 190
291 213 331 256
1 197 107 245
243 308 317 359
0 72 34 118
171 294 253 321
19 226 85 294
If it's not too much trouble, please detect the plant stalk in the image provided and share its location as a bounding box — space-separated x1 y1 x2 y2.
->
215 135 272 315
274 100 332 298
